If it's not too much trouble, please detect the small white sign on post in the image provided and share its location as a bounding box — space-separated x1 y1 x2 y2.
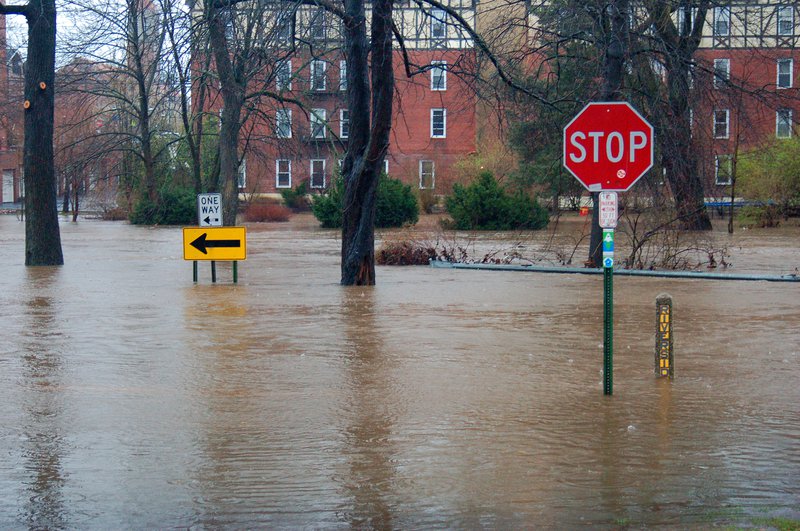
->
599 191 618 229
197 193 223 227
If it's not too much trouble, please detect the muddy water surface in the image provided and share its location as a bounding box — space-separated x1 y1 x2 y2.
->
0 215 797 528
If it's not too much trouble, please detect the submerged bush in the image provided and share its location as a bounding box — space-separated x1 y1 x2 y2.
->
244 202 291 222
280 180 310 211
444 171 549 230
130 187 196 225
312 174 419 229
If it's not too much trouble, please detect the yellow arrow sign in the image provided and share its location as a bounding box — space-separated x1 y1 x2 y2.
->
183 227 247 261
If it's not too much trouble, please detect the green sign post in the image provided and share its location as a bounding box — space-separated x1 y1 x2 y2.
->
602 228 614 395
563 102 654 396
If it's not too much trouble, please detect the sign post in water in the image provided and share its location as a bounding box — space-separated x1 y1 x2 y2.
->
563 103 654 395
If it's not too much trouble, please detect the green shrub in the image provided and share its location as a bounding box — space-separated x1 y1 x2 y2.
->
312 174 419 229
129 187 196 225
737 204 781 228
376 176 419 227
311 177 344 228
444 171 549 230
280 180 309 210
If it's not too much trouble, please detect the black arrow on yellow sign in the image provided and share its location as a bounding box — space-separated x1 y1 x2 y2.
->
190 232 241 255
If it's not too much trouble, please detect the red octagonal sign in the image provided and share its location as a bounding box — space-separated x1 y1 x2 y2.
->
563 102 654 192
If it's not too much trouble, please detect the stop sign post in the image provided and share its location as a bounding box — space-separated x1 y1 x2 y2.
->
563 102 654 192
563 102 654 396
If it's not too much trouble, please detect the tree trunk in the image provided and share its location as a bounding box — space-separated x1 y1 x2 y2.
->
340 0 393 285
72 178 79 222
589 0 628 268
24 0 63 266
648 0 712 231
207 6 243 226
662 62 712 230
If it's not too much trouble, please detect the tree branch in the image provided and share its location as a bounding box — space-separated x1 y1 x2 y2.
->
0 3 29 16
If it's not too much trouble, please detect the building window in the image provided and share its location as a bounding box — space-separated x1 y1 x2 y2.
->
276 59 292 90
777 109 793 138
777 58 793 89
430 8 447 45
431 61 447 91
676 7 697 35
713 109 729 139
276 109 292 138
431 108 446 138
339 109 349 139
715 155 732 185
339 60 347 91
310 108 327 138
276 13 293 45
276 159 292 188
310 159 326 188
383 159 389 175
713 58 730 88
777 6 794 36
311 60 326 91
238 157 247 189
309 8 326 41
713 6 730 36
419 160 435 189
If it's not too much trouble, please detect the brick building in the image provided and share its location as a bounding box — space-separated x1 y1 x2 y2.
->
0 11 23 205
690 2 799 194
198 0 480 197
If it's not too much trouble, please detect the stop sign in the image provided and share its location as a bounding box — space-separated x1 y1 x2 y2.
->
563 102 654 192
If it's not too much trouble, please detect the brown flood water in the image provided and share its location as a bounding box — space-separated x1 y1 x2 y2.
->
0 214 797 528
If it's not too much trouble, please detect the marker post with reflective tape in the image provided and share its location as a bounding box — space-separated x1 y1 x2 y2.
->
602 229 614 395
656 294 674 378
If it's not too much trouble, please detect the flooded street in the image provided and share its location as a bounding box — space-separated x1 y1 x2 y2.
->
0 214 798 528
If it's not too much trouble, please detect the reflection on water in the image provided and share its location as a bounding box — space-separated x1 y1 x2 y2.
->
20 268 67 530
0 216 797 527
340 287 394 529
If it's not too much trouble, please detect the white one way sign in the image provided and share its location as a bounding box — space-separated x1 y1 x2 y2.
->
197 193 223 227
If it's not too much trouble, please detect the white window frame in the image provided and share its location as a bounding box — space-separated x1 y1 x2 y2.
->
310 108 327 139
309 8 326 41
430 108 446 138
339 60 347 91
713 58 730 88
431 61 447 91
676 7 698 35
339 109 349 139
713 109 730 139
310 159 326 189
311 60 327 91
776 108 793 138
276 59 292 90
276 108 292 138
713 6 730 36
276 13 293 45
777 5 794 36
430 9 447 42
419 160 435 189
383 159 389 175
777 58 793 89
238 157 247 189
276 159 292 188
715 155 732 185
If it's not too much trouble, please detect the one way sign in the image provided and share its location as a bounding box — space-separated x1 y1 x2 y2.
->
197 193 223 227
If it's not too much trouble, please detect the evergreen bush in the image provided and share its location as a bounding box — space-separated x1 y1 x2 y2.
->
312 174 419 228
280 180 309 210
129 186 196 225
444 171 549 230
